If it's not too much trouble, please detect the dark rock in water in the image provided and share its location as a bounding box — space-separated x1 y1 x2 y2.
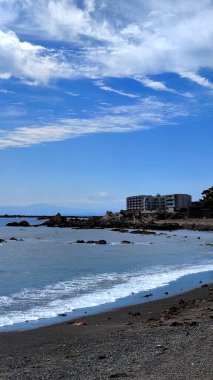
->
130 230 156 235
164 292 169 295
9 237 24 242
111 228 129 233
42 213 68 227
95 240 107 244
6 220 30 227
144 293 153 298
77 239 107 244
58 313 67 317
0 238 6 243
201 284 208 288
121 240 133 244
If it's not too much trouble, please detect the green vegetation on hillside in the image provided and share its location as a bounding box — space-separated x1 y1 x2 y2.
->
199 186 213 208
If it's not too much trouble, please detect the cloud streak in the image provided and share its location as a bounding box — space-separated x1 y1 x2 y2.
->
180 72 213 90
135 76 176 93
0 97 188 149
94 80 139 98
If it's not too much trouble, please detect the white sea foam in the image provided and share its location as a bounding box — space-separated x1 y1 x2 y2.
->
0 263 213 327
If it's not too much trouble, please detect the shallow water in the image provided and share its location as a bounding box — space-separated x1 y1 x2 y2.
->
0 218 213 330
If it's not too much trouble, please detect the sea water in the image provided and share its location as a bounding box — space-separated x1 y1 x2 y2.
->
0 217 213 331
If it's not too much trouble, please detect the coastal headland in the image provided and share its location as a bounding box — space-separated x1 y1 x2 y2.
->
5 211 213 231
0 284 212 379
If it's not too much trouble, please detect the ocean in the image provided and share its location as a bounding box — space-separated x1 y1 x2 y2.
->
0 217 213 331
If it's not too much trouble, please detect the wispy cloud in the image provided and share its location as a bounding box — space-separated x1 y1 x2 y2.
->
0 89 15 94
65 91 79 96
94 80 139 98
180 72 213 90
135 76 196 98
0 105 26 118
0 97 188 149
135 76 176 93
97 192 109 198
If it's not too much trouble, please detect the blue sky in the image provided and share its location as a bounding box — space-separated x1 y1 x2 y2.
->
0 0 212 213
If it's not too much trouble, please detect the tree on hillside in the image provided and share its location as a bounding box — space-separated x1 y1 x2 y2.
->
200 186 213 208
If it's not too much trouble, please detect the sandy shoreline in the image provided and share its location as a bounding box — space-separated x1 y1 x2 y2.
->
0 283 212 379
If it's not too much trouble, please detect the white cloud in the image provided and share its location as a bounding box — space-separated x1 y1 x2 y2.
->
97 192 109 198
65 91 79 96
0 30 73 85
135 76 197 98
0 1 212 88
0 97 188 149
135 76 176 93
182 92 194 99
180 72 213 90
40 0 113 43
94 80 139 98
0 89 15 94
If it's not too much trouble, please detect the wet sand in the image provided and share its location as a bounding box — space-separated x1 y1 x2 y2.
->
0 284 213 379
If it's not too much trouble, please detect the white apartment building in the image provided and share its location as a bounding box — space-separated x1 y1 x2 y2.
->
126 194 192 212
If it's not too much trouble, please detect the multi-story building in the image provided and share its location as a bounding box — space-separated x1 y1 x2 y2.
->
126 194 192 212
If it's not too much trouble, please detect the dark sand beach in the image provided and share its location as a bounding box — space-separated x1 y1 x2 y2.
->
0 284 212 379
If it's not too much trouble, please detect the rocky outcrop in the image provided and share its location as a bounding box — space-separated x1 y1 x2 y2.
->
37 211 213 231
6 220 30 227
42 213 68 227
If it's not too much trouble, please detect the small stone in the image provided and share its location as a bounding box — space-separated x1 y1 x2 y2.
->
170 321 183 326
98 354 106 360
